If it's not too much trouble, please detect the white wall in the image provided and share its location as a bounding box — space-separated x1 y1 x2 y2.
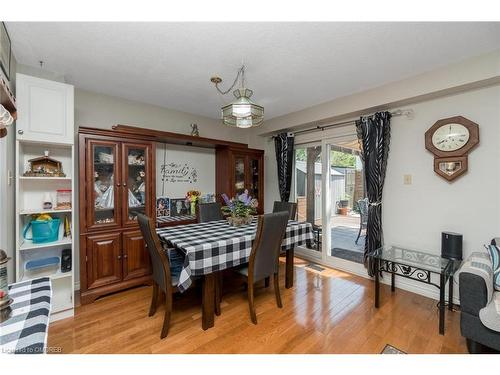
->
156 143 216 199
384 85 500 260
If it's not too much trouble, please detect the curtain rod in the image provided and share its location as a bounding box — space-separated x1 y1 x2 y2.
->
273 108 414 138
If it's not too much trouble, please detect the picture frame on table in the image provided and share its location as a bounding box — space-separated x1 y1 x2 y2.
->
0 22 11 81
170 198 189 216
156 197 170 217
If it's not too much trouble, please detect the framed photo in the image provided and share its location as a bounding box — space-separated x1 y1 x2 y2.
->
0 22 11 80
170 198 190 217
156 197 170 217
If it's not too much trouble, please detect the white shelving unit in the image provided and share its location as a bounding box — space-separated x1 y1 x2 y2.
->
15 73 75 322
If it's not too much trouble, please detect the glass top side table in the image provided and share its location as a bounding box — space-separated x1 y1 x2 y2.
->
369 245 461 335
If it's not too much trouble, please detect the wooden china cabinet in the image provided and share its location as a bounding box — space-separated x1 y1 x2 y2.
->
216 147 264 214
79 128 154 304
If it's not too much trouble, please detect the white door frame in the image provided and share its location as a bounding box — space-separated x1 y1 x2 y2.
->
294 127 368 277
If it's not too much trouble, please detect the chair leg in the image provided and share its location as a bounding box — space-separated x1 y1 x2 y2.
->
161 291 172 339
215 272 222 316
355 226 362 244
247 282 257 324
148 282 159 317
273 273 282 308
264 277 270 288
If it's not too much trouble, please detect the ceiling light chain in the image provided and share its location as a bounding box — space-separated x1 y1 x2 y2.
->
212 65 245 95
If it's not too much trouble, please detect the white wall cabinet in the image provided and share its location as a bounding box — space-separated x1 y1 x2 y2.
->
16 74 74 144
15 74 75 322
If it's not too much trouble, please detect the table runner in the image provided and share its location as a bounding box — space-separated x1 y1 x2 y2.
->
157 219 314 292
0 277 52 354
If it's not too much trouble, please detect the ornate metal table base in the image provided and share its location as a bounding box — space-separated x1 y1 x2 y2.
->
374 258 454 335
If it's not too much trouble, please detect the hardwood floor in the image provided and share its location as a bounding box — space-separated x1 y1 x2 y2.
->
48 257 467 354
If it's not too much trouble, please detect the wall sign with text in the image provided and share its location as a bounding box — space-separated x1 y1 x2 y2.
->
160 162 198 184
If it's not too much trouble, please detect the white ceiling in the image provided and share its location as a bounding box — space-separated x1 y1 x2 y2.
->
7 22 500 120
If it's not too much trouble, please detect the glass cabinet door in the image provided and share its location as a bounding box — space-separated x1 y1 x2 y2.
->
248 156 261 202
122 143 150 225
234 154 247 195
88 140 121 230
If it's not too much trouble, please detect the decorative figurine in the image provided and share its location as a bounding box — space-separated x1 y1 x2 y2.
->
24 150 66 177
190 123 200 137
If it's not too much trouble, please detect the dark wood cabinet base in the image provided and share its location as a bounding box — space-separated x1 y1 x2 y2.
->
80 275 152 305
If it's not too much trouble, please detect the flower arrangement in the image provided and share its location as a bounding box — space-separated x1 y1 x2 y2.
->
185 190 201 215
185 190 201 203
221 190 258 226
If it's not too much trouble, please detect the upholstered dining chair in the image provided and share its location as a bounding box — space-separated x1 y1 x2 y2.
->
138 213 186 339
197 202 224 315
198 202 224 223
235 211 289 324
272 201 297 221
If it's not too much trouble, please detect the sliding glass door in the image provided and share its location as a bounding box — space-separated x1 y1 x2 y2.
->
294 142 322 258
323 137 366 271
294 130 366 274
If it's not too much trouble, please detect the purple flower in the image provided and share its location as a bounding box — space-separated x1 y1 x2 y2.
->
222 193 231 206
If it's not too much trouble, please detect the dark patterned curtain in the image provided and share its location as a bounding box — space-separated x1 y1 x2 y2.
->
356 111 391 276
274 132 294 202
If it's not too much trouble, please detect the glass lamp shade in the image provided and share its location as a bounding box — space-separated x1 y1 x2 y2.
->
221 88 264 128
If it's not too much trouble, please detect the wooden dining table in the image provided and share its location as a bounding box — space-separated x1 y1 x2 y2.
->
156 218 314 330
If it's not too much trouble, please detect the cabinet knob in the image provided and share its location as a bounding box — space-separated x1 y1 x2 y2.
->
116 183 121 187
123 183 127 187
117 255 122 260
17 129 23 135
123 254 128 259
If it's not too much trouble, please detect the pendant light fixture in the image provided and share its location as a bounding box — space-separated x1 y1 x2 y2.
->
210 65 264 128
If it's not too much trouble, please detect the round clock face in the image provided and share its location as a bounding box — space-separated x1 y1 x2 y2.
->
431 123 470 152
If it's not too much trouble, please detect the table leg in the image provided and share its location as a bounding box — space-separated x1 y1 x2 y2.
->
202 273 215 330
285 248 294 289
448 274 454 311
391 269 395 292
439 272 445 335
374 259 380 308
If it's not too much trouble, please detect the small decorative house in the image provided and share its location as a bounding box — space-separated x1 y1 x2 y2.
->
24 150 66 177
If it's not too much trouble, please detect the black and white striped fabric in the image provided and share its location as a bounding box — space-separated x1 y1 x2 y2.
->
157 219 314 292
0 277 51 354
157 215 196 225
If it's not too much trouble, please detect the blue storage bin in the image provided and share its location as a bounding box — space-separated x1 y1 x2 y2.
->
23 218 61 243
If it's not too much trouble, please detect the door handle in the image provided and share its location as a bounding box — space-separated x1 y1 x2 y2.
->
17 129 23 135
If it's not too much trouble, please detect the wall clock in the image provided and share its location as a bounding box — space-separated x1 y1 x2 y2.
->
424 116 479 182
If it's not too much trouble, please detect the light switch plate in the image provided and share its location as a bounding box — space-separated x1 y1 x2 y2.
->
403 174 412 185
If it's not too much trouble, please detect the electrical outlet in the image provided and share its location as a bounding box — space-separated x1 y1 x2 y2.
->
403 174 412 185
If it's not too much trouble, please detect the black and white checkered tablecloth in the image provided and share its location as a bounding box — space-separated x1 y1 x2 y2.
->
157 215 196 225
156 219 314 292
0 277 52 354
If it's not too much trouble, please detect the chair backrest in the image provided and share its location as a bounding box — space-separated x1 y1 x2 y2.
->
358 198 369 222
272 201 297 221
198 202 224 223
249 211 289 282
138 214 171 292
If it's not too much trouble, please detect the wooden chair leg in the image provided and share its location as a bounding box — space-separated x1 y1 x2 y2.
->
215 272 222 316
247 282 257 324
148 282 159 317
273 273 282 308
161 291 172 339
264 277 270 288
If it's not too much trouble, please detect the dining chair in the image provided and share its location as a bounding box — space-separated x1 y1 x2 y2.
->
272 201 297 220
197 202 224 315
138 213 185 339
235 211 290 324
198 202 224 222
